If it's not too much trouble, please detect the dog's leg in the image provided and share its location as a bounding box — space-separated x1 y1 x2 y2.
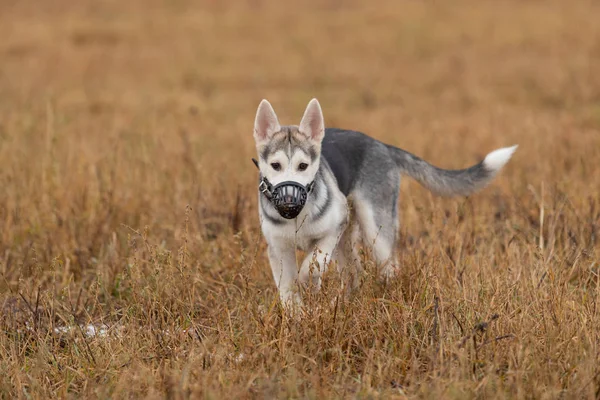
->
298 233 341 292
267 244 301 307
332 213 362 292
354 197 399 281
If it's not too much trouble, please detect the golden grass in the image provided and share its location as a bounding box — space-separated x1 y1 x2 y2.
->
1 0 600 398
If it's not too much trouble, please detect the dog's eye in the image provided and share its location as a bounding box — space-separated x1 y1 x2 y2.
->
298 163 308 171
271 162 281 171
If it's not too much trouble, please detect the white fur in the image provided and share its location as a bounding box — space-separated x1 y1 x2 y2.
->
483 145 518 172
259 166 348 306
254 99 281 143
256 100 331 304
299 98 325 141
261 149 318 188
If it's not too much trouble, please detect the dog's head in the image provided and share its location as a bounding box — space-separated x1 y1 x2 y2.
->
253 98 325 219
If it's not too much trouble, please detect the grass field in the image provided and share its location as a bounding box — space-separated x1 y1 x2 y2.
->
1 0 600 398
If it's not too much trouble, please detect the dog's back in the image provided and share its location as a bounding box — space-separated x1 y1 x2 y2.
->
320 128 391 196
321 127 517 199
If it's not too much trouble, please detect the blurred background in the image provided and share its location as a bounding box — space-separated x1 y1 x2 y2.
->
2 0 600 397
2 0 599 290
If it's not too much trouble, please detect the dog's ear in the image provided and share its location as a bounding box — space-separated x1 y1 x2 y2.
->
254 99 281 143
299 98 325 143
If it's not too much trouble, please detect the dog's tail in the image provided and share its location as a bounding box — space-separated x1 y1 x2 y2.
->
387 144 517 197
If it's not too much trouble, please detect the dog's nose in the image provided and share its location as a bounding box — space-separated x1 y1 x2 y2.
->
281 186 297 203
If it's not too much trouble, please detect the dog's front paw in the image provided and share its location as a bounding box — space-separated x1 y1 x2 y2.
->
379 263 400 282
278 290 303 311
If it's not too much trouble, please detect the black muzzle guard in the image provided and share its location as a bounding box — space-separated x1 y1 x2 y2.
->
271 181 311 219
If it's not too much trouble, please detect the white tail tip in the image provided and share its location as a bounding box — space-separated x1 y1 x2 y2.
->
483 145 518 172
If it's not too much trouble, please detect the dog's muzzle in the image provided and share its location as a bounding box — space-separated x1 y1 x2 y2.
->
271 181 311 219
253 158 314 220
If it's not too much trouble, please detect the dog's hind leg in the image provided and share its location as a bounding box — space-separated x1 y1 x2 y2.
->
332 209 363 292
354 194 400 281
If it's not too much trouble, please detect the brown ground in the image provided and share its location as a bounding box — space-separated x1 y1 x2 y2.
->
1 0 599 398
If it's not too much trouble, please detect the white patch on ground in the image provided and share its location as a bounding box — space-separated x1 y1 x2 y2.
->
52 324 110 337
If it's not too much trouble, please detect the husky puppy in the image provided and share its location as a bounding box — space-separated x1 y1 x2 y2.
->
253 98 516 307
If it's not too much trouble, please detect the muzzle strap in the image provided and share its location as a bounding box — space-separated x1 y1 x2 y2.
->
258 178 273 199
252 158 273 199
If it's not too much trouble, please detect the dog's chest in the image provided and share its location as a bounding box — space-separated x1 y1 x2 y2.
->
260 195 348 251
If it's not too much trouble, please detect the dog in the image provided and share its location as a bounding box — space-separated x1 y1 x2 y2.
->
252 98 517 307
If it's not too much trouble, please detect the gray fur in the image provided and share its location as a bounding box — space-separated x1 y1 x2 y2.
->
320 128 496 198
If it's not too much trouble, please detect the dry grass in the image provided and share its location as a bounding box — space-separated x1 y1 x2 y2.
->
1 0 600 398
